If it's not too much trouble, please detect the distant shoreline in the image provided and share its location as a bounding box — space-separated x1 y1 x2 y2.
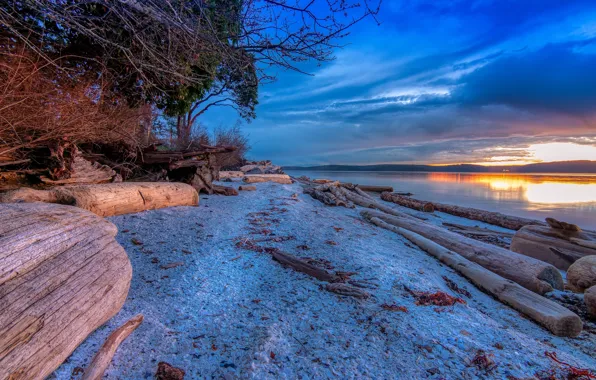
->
283 160 596 174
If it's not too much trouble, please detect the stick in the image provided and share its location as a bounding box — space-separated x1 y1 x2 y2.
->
369 217 582 337
271 249 339 283
82 315 144 380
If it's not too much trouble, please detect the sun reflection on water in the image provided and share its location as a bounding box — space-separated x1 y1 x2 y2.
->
426 173 596 204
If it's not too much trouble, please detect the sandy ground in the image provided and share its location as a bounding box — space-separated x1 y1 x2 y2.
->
53 181 595 379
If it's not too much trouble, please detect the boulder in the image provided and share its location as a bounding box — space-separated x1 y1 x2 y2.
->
585 286 596 320
567 255 596 292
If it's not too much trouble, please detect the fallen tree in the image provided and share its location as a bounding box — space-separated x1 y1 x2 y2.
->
0 203 131 379
368 217 582 337
0 182 199 217
361 209 563 295
511 225 596 270
380 194 545 230
381 192 434 212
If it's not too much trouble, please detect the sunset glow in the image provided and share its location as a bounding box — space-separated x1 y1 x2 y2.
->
529 143 596 163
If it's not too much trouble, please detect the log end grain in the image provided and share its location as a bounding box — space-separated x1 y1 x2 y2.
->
567 255 596 292
585 286 596 320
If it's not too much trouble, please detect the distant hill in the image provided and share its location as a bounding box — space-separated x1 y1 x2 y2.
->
283 160 596 174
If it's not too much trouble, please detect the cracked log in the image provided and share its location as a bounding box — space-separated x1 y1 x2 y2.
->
361 209 563 295
369 216 582 337
0 203 131 379
0 182 199 217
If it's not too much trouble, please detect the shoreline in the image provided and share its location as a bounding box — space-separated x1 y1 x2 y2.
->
54 181 595 379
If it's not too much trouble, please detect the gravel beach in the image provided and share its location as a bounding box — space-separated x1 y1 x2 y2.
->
54 181 596 379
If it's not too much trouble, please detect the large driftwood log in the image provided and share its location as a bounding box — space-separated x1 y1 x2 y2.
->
0 203 132 380
243 174 292 184
361 209 563 294
354 185 393 193
369 217 582 337
336 186 428 220
40 155 119 185
0 182 199 217
212 185 239 196
380 194 544 230
381 192 435 212
303 187 339 206
511 225 596 270
82 315 144 380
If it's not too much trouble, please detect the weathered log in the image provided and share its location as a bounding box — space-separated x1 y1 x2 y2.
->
361 209 563 294
0 203 132 379
271 249 339 282
442 222 514 238
353 186 376 200
243 174 292 184
567 256 596 292
326 283 370 299
511 225 596 270
0 182 199 217
381 192 435 212
585 286 596 319
355 185 393 193
239 185 257 191
328 185 355 208
220 171 244 179
313 179 333 184
304 187 338 206
369 217 582 337
546 217 581 232
336 186 428 221
212 185 239 196
82 315 144 380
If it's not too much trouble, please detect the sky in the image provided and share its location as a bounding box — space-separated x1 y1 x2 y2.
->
203 0 596 166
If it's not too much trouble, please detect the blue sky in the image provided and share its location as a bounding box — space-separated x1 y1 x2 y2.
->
203 0 596 166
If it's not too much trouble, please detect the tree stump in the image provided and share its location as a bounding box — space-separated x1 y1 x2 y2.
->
0 203 132 380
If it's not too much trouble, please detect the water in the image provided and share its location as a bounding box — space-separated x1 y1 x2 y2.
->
287 170 596 230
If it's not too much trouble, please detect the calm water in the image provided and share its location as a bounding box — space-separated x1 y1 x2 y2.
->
287 171 596 230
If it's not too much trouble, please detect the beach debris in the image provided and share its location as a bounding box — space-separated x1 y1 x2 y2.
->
239 185 257 191
546 217 582 232
442 276 472 298
82 315 144 380
270 249 339 282
161 261 184 270
325 240 338 246
585 286 596 319
155 362 186 380
364 215 582 337
296 244 311 250
326 283 371 299
381 304 408 312
469 350 497 372
511 224 596 270
362 209 563 295
0 203 132 380
352 185 393 193
131 238 143 245
381 192 435 212
410 290 466 307
543 351 596 379
567 255 596 292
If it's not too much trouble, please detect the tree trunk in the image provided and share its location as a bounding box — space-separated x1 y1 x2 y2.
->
381 192 435 212
361 209 563 294
0 182 199 217
243 174 292 184
0 203 131 380
369 217 582 337
511 225 596 270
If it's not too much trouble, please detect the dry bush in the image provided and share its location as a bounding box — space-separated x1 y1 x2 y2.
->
0 50 151 163
213 124 250 169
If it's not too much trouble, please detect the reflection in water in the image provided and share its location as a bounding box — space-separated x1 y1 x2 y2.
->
426 173 596 204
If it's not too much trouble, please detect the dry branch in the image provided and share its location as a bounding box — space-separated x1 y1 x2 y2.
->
271 249 339 283
82 315 144 380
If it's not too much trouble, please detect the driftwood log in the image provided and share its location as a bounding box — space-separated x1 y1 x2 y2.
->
379 194 544 230
39 155 120 185
0 182 199 217
585 286 596 319
511 225 596 270
0 203 132 379
271 249 339 283
361 209 563 294
243 174 292 184
369 217 582 337
82 315 144 380
381 192 435 212
354 185 393 193
212 185 238 196
336 186 428 221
